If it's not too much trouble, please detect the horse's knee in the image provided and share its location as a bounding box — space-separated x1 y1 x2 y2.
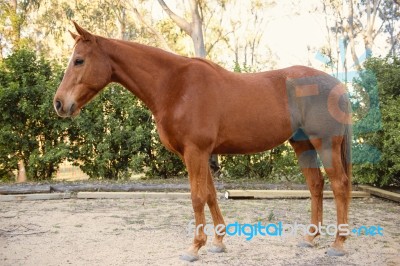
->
330 176 350 193
305 170 324 197
310 186 324 198
191 196 206 212
310 175 324 189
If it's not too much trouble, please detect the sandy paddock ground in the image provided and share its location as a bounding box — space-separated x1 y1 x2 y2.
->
0 196 399 266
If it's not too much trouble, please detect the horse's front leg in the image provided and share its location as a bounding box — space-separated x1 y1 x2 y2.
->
180 147 210 262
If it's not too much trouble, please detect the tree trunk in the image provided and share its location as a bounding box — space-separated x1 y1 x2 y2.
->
189 0 206 57
363 0 381 58
347 0 361 70
17 160 27 183
118 7 126 40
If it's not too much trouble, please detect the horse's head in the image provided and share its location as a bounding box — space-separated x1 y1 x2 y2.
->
54 22 112 117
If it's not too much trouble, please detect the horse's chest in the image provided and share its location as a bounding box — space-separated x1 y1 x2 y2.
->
155 121 182 155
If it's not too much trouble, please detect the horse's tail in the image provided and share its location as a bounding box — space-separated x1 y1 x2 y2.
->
341 125 352 193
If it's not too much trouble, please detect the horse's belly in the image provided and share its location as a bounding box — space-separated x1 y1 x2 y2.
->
213 120 293 154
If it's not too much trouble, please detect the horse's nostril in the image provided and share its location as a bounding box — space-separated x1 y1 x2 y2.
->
55 100 62 111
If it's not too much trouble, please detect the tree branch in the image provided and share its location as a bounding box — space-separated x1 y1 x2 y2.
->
206 29 233 55
373 20 385 40
157 0 192 35
370 0 382 33
131 7 173 52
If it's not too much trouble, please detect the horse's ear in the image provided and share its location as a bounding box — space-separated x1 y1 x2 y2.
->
72 21 94 41
69 30 79 41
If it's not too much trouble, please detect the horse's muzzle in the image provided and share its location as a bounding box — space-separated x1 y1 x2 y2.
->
54 99 77 117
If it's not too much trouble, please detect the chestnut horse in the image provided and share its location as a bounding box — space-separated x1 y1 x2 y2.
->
54 22 352 261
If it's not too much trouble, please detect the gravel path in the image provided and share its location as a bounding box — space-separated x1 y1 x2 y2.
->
1 196 399 265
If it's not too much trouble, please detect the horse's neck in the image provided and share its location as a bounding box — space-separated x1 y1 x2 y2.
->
100 37 186 115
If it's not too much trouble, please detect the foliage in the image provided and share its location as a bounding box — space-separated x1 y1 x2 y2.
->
352 56 400 186
143 129 186 179
219 144 300 181
0 49 69 180
0 0 40 56
220 153 273 179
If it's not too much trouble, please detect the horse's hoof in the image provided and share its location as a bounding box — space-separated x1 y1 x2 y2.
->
326 247 347 256
297 240 314 248
180 251 199 262
208 244 226 253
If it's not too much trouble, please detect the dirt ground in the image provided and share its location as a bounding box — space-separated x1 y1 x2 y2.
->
1 196 399 266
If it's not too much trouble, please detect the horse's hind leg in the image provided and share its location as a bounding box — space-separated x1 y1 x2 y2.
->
206 173 226 253
290 139 324 247
311 136 351 256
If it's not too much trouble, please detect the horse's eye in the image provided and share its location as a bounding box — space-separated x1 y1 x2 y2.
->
74 58 84 66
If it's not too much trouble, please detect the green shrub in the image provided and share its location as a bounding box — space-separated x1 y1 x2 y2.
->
352 57 400 186
0 49 69 180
